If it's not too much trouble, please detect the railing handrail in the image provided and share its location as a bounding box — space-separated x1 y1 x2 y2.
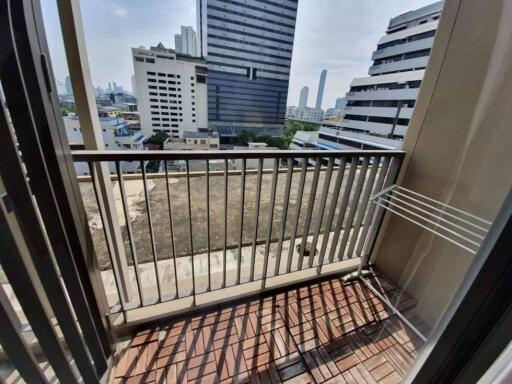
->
71 149 406 161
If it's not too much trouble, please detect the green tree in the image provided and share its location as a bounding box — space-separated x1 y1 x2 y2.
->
145 132 169 148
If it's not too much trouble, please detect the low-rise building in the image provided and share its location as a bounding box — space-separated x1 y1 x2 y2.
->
163 131 219 150
64 114 145 175
287 106 325 123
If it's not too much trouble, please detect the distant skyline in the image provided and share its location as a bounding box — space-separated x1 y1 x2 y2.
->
41 0 437 109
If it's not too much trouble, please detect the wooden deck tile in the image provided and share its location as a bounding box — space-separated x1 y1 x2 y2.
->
113 272 425 383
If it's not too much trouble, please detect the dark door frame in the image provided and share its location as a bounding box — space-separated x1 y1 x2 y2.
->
0 0 114 380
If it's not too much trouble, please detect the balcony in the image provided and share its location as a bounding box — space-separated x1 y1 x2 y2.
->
68 148 428 382
1 1 511 383
72 150 403 319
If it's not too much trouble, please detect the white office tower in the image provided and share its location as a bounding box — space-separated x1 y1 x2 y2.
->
315 69 327 109
299 86 309 108
132 43 208 138
317 1 443 150
174 26 198 57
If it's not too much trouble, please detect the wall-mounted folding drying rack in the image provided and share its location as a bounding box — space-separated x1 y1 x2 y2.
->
346 184 492 342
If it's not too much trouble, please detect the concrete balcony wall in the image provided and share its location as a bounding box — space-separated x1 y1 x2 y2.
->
344 106 413 119
372 37 435 61
373 0 512 328
346 88 420 101
342 119 394 136
368 56 430 75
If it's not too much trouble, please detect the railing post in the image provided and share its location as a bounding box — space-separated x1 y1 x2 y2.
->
56 0 132 304
360 155 403 270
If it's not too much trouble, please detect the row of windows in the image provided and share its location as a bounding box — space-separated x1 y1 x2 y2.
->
217 0 295 21
207 13 294 39
377 29 436 50
134 56 156 64
146 71 183 79
347 99 416 108
208 61 289 77
208 33 292 54
344 114 410 126
152 124 180 128
152 117 180 122
208 24 293 47
207 4 295 29
251 0 297 12
373 48 431 65
208 52 290 69
208 43 291 62
349 80 421 92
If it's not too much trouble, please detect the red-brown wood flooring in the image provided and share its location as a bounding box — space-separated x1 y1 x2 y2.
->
113 273 425 383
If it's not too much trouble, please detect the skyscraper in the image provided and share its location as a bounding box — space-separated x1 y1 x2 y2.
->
299 86 309 108
314 1 443 150
315 69 327 109
175 26 198 57
65 75 73 96
197 0 298 140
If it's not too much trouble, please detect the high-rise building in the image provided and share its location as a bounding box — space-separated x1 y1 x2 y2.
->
65 75 73 95
335 97 346 109
314 1 443 150
299 86 309 108
132 43 208 138
315 69 327 109
197 0 298 140
175 26 198 57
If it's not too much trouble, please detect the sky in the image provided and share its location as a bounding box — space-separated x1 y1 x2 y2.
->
41 0 436 110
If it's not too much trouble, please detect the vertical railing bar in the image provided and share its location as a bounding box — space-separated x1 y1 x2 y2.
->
0 286 49 383
316 159 347 272
164 161 179 300
186 160 196 303
286 158 308 273
297 158 322 270
345 156 381 259
250 158 263 282
355 157 390 259
90 161 125 313
326 158 358 264
0 201 78 384
308 157 335 268
115 161 144 306
362 155 403 267
262 159 279 289
206 159 211 291
141 160 162 302
223 159 228 288
274 158 294 277
237 159 246 284
336 157 370 261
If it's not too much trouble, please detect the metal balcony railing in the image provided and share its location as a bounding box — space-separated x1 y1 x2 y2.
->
72 149 404 323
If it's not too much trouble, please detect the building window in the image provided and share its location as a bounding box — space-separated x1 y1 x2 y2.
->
145 58 155 63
